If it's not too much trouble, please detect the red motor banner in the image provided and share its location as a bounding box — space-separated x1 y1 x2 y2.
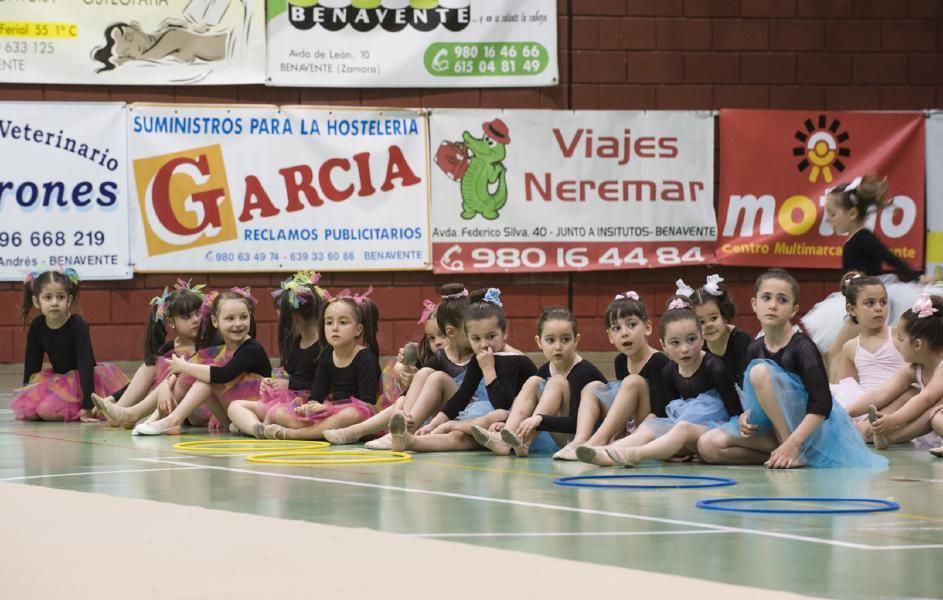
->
716 110 925 269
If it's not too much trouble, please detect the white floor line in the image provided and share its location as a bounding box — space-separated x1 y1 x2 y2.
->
0 465 206 482
415 529 726 538
136 457 891 551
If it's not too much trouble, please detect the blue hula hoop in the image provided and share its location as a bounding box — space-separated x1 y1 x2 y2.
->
553 474 737 489
696 497 900 515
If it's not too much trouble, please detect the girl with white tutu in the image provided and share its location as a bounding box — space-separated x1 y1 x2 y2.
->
802 175 922 376
470 307 607 457
865 294 943 453
389 288 538 453
322 283 474 448
227 271 326 438
93 280 211 428
697 269 887 469
576 297 742 467
13 268 128 422
552 291 668 461
690 274 753 387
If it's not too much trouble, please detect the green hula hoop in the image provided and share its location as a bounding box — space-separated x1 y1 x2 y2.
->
173 439 330 454
246 450 412 465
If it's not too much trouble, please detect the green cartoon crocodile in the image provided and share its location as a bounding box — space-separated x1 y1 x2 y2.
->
459 119 510 220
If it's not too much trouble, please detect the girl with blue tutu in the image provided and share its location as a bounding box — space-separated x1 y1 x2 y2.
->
690 274 753 387
390 288 538 453
13 268 128 422
801 175 923 377
697 269 887 469
576 297 742 467
828 273 909 434
470 307 607 457
323 283 474 448
553 291 668 461
866 294 943 452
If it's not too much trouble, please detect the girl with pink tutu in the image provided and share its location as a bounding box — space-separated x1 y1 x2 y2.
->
93 279 210 428
133 288 271 435
12 268 128 422
864 294 943 452
227 271 326 438
553 290 668 461
263 288 382 440
576 296 741 467
322 283 473 448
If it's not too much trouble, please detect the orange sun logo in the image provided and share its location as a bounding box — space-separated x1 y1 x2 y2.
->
792 115 851 184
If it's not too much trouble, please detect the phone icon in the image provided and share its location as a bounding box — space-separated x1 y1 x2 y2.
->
439 244 464 271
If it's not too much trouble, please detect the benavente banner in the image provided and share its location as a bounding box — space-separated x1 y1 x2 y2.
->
0 0 265 85
267 0 557 87
429 110 715 273
0 102 131 281
927 112 943 279
128 104 429 272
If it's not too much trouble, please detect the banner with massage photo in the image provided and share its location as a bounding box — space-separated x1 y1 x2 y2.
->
0 102 132 281
127 103 430 272
717 109 925 269
926 112 943 280
0 0 265 85
266 0 557 87
428 109 716 274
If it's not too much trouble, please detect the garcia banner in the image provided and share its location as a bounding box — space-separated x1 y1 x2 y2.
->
0 0 265 85
0 102 131 281
267 0 557 88
128 104 429 272
717 110 925 269
927 113 943 279
429 110 715 274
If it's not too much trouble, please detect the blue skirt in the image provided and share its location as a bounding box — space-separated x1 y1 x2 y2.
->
646 390 731 438
456 378 493 421
593 380 621 409
725 359 887 469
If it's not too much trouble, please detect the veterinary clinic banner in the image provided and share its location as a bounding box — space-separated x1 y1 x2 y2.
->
927 113 943 279
128 104 429 272
429 110 715 274
267 0 557 87
0 0 265 85
717 110 925 269
0 102 131 281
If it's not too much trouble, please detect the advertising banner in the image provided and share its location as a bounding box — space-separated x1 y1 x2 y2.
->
927 113 943 279
0 102 131 281
0 0 265 85
128 104 429 272
717 110 925 269
267 0 557 88
429 110 715 273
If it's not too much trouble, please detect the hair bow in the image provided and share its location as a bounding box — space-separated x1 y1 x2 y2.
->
230 286 257 305
614 290 639 301
912 294 939 319
668 298 691 311
174 278 207 300
23 265 80 286
675 279 694 298
417 299 437 325
703 274 725 297
483 288 503 307
272 271 323 309
324 286 373 305
200 290 219 320
149 287 172 322
61 268 80 285
442 287 469 300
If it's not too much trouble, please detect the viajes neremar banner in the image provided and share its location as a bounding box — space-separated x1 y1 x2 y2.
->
0 102 131 281
717 110 925 269
0 0 265 85
429 110 715 274
267 0 557 87
927 113 943 278
128 104 429 272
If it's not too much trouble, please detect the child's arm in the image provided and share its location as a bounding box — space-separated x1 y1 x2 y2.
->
355 351 380 403
855 366 915 417
707 357 742 417
170 354 212 382
22 321 44 384
482 355 537 411
873 367 943 433
836 338 858 381
308 349 332 401
72 317 97 413
439 359 484 421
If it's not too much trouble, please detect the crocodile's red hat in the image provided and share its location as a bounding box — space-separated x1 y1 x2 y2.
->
482 118 510 144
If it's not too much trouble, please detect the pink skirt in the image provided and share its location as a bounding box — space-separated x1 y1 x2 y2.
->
206 373 265 430
830 377 867 423
379 358 402 410
153 348 196 387
258 368 311 416
12 364 129 422
176 345 230 392
271 396 374 425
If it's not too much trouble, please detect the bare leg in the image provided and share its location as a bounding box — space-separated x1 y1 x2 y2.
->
94 385 161 428
750 364 794 443
604 422 707 467
576 423 657 466
389 413 480 452
266 405 368 441
584 375 651 446
847 386 916 420
136 381 217 435
115 365 158 407
227 400 266 438
554 381 606 460
696 427 778 465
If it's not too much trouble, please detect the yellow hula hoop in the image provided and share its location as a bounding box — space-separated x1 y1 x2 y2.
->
246 450 412 465
173 439 330 454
